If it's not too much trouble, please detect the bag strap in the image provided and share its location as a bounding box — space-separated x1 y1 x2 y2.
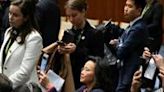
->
45 44 58 73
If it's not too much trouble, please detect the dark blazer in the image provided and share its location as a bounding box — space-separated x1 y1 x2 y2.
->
35 0 60 47
76 85 104 92
106 18 148 92
70 21 104 89
142 1 163 52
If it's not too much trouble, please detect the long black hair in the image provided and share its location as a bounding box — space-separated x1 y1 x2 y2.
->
94 58 114 92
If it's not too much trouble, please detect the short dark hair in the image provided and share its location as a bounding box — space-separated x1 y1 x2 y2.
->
65 0 87 12
0 74 13 92
133 0 146 10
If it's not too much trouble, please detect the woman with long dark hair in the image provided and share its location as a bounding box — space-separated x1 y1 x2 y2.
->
0 0 42 88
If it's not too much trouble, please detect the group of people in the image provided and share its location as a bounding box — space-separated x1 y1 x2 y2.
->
0 0 163 92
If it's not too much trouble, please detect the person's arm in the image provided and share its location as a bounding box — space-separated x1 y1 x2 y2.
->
116 26 147 59
38 71 57 92
152 54 164 70
152 54 164 89
159 69 164 90
131 70 142 92
9 32 43 88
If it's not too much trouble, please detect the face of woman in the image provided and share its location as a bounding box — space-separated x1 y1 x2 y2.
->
65 8 85 28
80 60 95 85
9 5 27 28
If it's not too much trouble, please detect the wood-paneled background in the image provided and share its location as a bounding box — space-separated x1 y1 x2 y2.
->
59 0 164 22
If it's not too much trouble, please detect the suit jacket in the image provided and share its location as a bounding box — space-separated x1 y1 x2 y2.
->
70 21 104 89
142 1 163 52
0 27 43 88
106 18 148 92
76 85 104 92
35 0 60 47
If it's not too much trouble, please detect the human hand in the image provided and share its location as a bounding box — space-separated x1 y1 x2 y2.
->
131 70 142 92
142 47 151 59
58 43 76 54
109 39 118 46
152 54 164 71
38 70 51 90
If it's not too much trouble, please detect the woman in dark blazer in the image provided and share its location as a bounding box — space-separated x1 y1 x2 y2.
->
58 0 104 89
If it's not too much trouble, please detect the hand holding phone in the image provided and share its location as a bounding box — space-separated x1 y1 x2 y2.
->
57 41 66 46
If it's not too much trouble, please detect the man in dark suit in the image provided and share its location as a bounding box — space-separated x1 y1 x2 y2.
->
105 0 148 91
142 0 163 52
35 0 60 47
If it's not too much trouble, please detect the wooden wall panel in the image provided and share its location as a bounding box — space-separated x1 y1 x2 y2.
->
58 0 164 22
160 0 164 6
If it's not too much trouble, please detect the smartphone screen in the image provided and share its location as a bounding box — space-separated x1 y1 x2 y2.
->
40 53 49 71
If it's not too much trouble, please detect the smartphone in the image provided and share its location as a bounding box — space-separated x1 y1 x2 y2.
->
40 53 49 71
62 30 74 44
57 41 66 46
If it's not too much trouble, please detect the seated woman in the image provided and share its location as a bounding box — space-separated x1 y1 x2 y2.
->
76 56 103 92
38 56 117 92
38 56 107 92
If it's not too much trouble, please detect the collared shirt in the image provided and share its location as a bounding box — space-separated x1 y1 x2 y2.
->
129 16 142 28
